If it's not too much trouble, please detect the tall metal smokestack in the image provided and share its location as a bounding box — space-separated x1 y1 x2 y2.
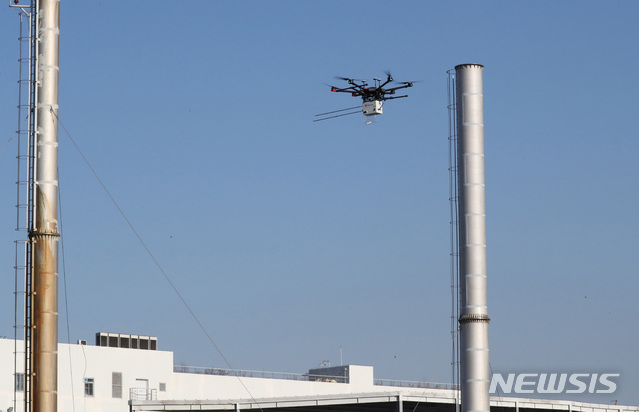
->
455 64 490 412
30 1 61 411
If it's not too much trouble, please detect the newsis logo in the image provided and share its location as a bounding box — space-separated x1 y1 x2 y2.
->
490 373 620 395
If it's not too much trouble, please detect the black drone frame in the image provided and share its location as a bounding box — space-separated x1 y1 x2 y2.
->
315 73 414 122
331 73 413 102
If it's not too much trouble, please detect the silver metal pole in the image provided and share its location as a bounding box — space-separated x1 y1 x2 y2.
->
31 1 60 411
455 63 490 412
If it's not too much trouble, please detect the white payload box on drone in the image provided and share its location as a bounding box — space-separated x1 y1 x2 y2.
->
362 100 383 116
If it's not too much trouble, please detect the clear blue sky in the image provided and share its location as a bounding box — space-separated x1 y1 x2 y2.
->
1 0 638 405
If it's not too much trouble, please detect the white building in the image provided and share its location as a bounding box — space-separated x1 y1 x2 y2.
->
1 335 637 412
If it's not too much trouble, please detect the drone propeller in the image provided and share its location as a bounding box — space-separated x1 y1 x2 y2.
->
335 76 367 85
384 70 393 82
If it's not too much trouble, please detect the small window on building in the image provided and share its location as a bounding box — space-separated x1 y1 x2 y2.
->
16 373 25 392
159 382 166 392
112 372 122 398
84 378 94 396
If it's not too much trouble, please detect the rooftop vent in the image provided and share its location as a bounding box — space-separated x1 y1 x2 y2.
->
95 332 157 350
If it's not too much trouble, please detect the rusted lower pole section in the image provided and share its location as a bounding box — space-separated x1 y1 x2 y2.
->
31 1 60 411
455 64 490 412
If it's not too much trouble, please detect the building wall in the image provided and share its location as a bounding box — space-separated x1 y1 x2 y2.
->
1 339 390 412
1 338 174 412
169 364 379 401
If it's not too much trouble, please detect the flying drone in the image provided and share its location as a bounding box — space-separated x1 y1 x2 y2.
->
314 72 414 122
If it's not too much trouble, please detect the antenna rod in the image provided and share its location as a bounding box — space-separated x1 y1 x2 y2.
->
315 106 361 117
312 110 360 122
455 64 490 412
30 1 61 412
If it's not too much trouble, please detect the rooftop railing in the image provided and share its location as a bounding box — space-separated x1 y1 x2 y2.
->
129 387 157 401
374 379 458 390
173 365 348 383
173 365 457 389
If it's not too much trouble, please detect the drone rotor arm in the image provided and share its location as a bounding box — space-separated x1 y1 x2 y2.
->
330 86 359 94
379 77 394 89
347 82 369 93
384 83 413 93
380 94 408 101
